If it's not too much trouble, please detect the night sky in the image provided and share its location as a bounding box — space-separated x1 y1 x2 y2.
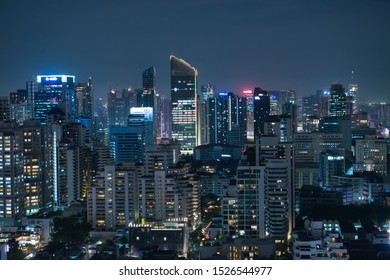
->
1 0 389 102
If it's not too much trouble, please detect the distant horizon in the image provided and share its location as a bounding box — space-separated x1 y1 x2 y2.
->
1 67 388 104
1 1 389 103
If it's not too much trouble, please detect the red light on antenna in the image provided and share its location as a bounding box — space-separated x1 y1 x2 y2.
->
243 90 253 94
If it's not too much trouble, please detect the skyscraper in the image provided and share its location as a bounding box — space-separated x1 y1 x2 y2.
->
328 83 347 117
0 121 24 223
75 77 94 118
253 87 270 139
198 84 216 145
35 75 76 122
170 55 198 155
207 92 247 146
141 66 156 109
347 70 358 115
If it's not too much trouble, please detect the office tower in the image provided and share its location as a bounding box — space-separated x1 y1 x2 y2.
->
228 93 247 147
22 120 52 215
0 121 24 223
34 75 77 122
109 116 145 164
302 94 320 131
268 90 297 116
170 55 198 155
26 80 37 110
347 71 358 114
107 88 134 127
139 66 156 109
264 115 293 143
87 163 139 229
242 89 254 141
316 90 330 118
0 97 10 121
351 112 369 128
129 107 154 148
198 84 216 145
253 87 270 140
328 83 347 117
319 151 345 187
75 77 94 118
206 92 247 146
319 116 352 154
354 136 387 174
9 89 32 125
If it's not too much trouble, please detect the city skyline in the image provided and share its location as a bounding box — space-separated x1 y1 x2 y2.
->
1 0 390 101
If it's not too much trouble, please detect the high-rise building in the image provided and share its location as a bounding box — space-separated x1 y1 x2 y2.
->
109 115 145 164
0 97 10 121
22 120 52 215
207 92 247 146
243 90 254 141
170 55 198 155
107 88 134 127
0 121 24 223
34 75 77 122
253 87 270 140
75 77 94 118
319 151 345 187
236 162 266 239
9 89 32 125
198 84 216 145
328 83 347 117
354 136 387 174
347 71 358 115
87 163 140 229
140 66 156 109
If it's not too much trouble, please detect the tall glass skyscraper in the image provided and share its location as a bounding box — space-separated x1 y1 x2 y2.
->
141 66 156 109
35 75 76 122
170 55 198 155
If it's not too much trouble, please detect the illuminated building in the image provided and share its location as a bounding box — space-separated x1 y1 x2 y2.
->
109 124 144 164
87 163 140 229
198 84 216 145
0 121 24 223
268 90 296 116
253 87 270 139
155 94 170 143
319 116 352 154
347 71 358 114
170 55 198 155
328 83 347 117
319 151 345 187
315 90 329 118
0 97 10 121
140 66 156 109
9 89 32 125
34 75 76 122
128 219 189 258
75 77 93 117
107 88 134 127
22 120 52 215
206 92 246 146
354 136 387 174
243 89 254 141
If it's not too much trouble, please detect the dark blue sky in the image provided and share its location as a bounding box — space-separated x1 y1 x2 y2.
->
1 0 389 102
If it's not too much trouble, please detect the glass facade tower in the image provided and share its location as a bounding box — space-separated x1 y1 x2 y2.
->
170 55 198 155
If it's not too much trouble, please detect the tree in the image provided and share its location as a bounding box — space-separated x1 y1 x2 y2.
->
7 238 25 260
